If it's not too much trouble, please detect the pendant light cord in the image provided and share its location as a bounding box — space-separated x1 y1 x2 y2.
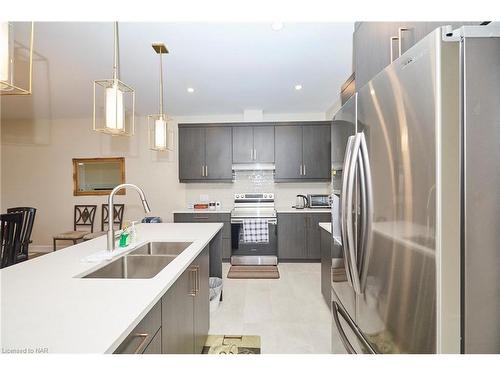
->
159 51 164 118
113 21 120 81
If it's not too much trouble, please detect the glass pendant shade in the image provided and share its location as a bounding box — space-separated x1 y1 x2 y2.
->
93 22 135 136
148 114 172 151
148 43 172 151
0 21 34 96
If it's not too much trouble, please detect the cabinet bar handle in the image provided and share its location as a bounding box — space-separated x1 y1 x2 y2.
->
188 267 197 296
398 27 410 58
390 35 399 62
205 165 208 176
303 164 306 176
254 148 257 160
201 165 205 177
299 164 303 176
194 265 200 294
132 333 149 354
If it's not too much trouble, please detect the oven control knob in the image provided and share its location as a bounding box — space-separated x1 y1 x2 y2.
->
236 194 240 199
264 194 268 198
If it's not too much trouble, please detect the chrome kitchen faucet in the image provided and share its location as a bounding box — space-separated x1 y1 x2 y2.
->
107 184 151 252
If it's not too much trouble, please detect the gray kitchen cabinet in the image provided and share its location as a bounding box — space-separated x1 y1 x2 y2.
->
233 125 275 163
114 301 162 354
178 124 232 182
232 126 254 163
306 213 331 260
275 123 331 182
162 266 194 354
179 127 205 181
354 22 484 90
205 126 233 180
162 245 210 354
253 126 275 163
275 125 303 180
320 227 332 307
143 329 162 354
277 213 307 259
174 212 231 263
193 246 210 354
278 212 330 261
302 125 331 180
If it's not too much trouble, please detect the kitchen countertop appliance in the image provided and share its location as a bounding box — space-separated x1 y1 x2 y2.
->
230 193 277 266
307 194 331 209
294 194 309 209
330 25 500 354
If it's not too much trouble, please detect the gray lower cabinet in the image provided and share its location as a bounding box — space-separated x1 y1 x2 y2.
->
306 213 331 260
114 301 162 354
174 212 231 263
278 213 330 260
162 245 210 354
275 123 331 182
320 227 332 307
277 213 307 259
143 329 162 354
178 125 232 182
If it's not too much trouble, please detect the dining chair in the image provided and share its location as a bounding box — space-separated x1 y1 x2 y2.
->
0 212 23 269
53 205 97 251
83 204 125 241
6 207 36 264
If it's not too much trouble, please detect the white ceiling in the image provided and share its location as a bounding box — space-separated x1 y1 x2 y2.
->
1 22 354 120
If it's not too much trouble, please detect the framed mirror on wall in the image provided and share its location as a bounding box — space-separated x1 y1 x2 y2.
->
72 157 125 196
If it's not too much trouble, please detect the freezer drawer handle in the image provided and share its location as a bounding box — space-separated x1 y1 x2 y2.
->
332 302 356 354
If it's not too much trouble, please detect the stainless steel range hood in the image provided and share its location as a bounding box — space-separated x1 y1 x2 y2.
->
232 163 275 171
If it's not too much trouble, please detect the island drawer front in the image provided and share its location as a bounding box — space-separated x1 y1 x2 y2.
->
114 301 161 354
174 213 231 238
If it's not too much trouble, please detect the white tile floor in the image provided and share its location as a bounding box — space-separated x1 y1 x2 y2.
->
209 262 332 354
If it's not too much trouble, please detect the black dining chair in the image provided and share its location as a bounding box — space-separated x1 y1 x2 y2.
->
6 207 36 263
0 212 23 269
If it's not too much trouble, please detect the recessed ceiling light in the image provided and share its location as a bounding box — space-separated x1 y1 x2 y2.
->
295 84 303 91
271 22 284 31
187 87 195 93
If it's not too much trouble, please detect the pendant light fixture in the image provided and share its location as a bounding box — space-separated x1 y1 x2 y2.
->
93 22 135 136
0 21 34 95
148 43 172 151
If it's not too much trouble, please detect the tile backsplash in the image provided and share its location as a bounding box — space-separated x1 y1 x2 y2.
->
184 170 330 210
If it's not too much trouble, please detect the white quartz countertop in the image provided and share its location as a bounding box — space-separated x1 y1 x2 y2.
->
0 223 223 354
276 207 331 213
319 222 342 246
172 208 232 214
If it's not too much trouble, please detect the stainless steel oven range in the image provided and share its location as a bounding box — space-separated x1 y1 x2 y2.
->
230 192 278 266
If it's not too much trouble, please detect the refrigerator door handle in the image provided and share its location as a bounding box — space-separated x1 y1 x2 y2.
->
332 301 356 354
346 133 363 294
359 133 374 294
341 135 356 286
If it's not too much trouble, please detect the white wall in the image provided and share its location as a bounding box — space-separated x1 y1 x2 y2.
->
1 111 331 249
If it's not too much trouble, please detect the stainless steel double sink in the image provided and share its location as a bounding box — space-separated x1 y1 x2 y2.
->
82 242 193 279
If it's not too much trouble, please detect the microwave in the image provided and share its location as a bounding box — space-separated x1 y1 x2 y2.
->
307 194 331 208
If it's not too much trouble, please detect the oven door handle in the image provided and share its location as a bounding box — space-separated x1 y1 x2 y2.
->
231 219 277 225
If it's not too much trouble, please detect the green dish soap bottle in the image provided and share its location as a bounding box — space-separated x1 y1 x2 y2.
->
119 221 131 248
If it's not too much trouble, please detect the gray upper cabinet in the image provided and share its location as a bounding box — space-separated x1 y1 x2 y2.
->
275 125 303 180
253 126 274 163
232 126 254 163
179 127 205 181
232 125 274 163
178 125 232 182
275 123 331 182
302 125 331 180
354 22 484 90
205 127 232 180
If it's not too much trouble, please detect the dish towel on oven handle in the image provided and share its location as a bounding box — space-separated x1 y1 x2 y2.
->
243 218 269 243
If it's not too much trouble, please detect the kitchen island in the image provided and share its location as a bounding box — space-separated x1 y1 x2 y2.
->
0 223 223 354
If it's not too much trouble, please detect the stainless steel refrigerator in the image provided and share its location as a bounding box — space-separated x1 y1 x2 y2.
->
330 24 500 354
